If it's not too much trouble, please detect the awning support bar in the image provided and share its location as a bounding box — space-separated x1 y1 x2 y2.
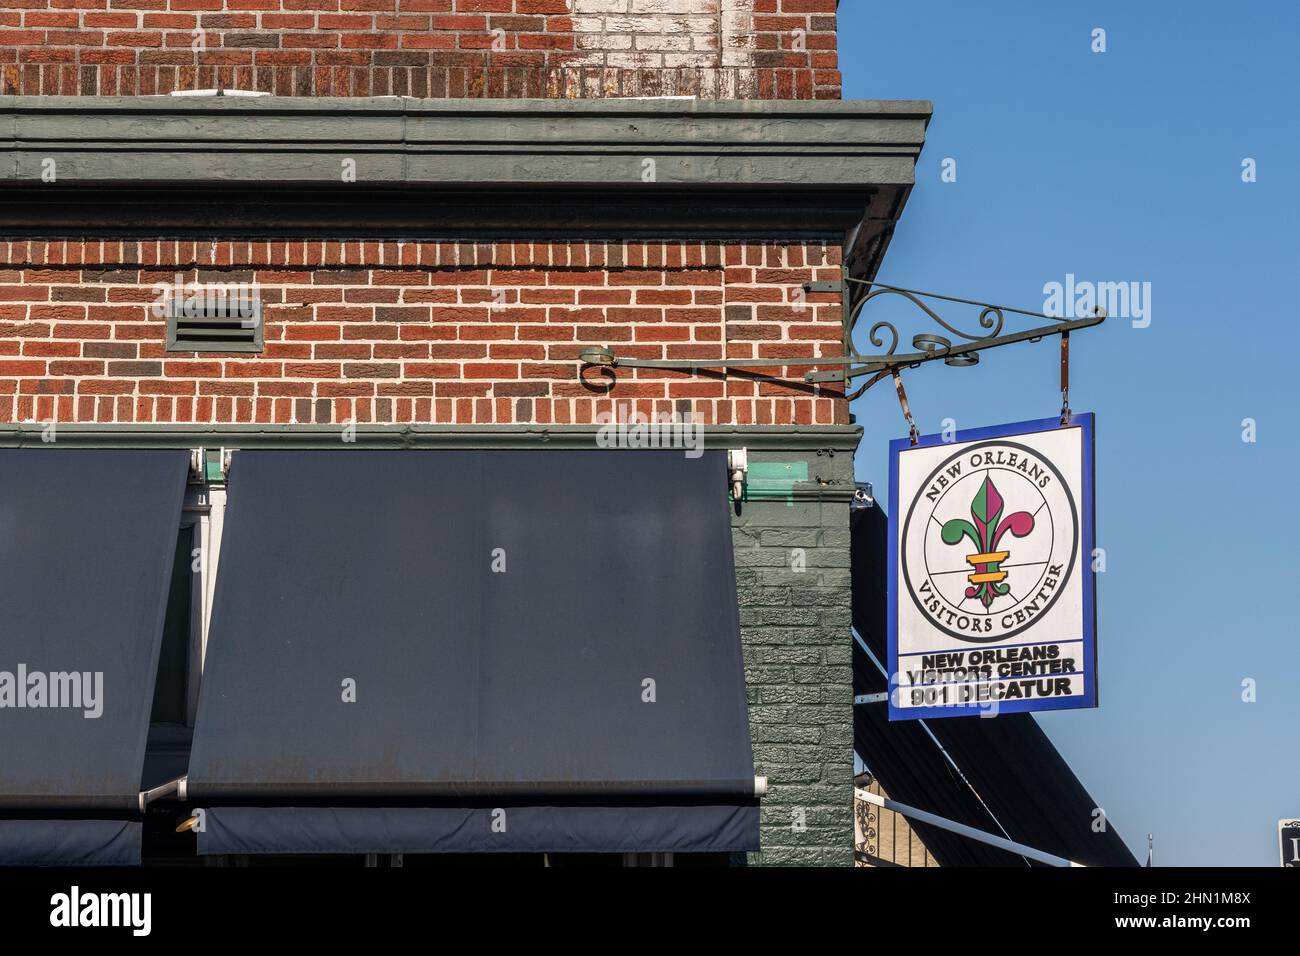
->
139 775 188 812
854 787 1085 868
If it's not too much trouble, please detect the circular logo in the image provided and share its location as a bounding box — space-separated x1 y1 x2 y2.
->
901 439 1078 643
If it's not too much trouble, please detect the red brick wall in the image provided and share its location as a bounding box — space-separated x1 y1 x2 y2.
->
0 0 840 99
0 239 846 426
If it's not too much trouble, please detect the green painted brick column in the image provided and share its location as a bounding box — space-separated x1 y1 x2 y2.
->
731 445 858 866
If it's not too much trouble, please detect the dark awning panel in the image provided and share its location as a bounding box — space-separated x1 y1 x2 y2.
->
197 804 758 856
852 505 1137 867
187 450 755 853
0 449 190 813
851 503 1022 866
0 820 142 866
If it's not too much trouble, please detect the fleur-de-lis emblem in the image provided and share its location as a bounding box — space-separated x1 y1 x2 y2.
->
940 475 1035 609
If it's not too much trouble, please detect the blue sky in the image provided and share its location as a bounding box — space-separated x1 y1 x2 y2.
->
840 1 1299 866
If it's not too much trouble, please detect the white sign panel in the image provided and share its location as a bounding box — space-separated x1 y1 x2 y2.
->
887 415 1097 720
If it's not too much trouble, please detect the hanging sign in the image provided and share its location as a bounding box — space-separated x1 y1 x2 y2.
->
888 414 1096 720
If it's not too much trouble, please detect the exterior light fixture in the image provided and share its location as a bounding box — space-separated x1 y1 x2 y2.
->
851 482 874 511
727 449 748 501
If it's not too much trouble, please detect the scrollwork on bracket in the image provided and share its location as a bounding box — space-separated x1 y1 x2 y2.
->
851 284 1006 366
798 278 1106 397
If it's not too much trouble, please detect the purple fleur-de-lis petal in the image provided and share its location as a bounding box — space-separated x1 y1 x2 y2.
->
991 510 1035 551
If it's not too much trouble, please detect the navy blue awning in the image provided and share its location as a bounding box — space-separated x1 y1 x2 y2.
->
0 449 189 865
198 804 757 856
187 450 757 854
0 820 142 866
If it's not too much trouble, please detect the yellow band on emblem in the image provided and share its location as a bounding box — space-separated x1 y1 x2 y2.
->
968 570 1008 584
965 551 1009 566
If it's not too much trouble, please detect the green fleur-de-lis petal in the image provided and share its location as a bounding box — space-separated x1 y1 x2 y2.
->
970 475 1004 550
940 517 980 551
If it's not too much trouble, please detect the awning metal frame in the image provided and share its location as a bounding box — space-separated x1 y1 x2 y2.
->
855 787 1085 868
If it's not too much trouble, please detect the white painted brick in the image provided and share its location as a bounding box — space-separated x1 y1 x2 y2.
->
604 51 664 68
678 15 719 34
721 11 752 36
623 14 713 33
604 16 669 33
585 33 633 50
628 0 679 14
574 0 630 14
635 34 693 51
568 0 762 75
664 52 717 68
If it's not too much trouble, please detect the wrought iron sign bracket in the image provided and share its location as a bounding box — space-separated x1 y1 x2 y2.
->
801 274 1106 401
577 270 1105 402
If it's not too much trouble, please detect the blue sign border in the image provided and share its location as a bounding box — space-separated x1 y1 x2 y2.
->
887 413 1097 721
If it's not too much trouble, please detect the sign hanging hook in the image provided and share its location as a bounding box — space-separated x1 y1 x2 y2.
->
1059 330 1071 425
892 369 920 446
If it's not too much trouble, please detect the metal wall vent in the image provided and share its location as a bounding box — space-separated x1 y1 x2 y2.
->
165 296 263 353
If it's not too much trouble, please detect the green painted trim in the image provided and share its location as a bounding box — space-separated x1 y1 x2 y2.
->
0 97 928 190
745 460 810 504
0 96 929 279
0 423 863 454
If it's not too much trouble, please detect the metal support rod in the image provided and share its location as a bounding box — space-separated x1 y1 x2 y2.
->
578 280 1107 402
854 787 1085 867
580 313 1104 379
840 277 1058 319
892 370 919 446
